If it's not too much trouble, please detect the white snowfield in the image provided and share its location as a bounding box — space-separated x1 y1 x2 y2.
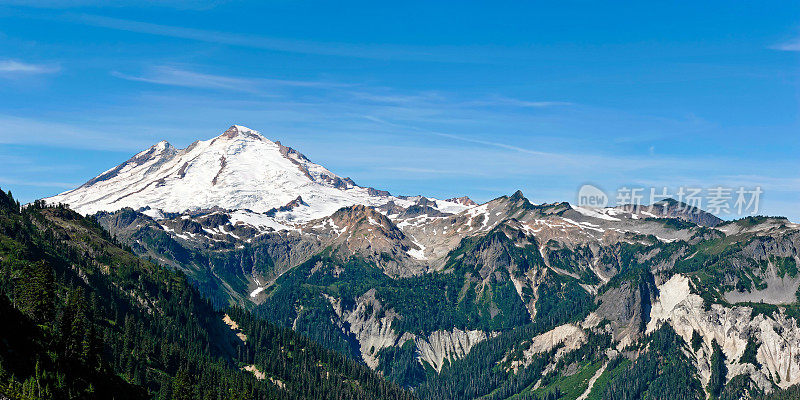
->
43 125 468 221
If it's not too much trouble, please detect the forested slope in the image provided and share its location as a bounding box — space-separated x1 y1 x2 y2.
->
0 188 413 400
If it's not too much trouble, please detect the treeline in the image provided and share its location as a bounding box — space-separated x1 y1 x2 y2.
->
0 189 412 400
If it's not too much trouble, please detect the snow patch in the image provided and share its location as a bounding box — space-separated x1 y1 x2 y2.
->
250 287 265 298
572 206 621 221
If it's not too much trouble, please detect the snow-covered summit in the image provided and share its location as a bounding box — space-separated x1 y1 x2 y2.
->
44 125 470 221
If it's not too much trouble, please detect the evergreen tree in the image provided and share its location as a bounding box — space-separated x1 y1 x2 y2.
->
173 367 195 400
709 339 727 398
691 329 702 352
15 261 55 324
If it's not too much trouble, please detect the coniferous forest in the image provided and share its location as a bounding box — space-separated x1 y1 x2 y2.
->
0 188 413 400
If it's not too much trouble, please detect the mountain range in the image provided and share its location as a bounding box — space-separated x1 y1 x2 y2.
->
35 125 800 399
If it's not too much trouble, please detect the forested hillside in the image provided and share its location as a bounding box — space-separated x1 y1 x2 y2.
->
0 188 413 400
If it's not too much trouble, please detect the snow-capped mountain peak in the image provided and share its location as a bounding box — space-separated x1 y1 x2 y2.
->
44 125 471 221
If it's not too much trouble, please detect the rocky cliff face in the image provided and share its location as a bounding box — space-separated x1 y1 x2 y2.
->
416 329 489 372
594 278 656 345
322 289 491 372
333 290 401 369
649 274 800 392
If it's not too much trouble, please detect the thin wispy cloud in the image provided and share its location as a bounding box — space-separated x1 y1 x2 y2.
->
113 65 572 118
0 154 82 173
770 38 800 51
113 66 346 94
69 13 359 57
466 96 573 108
348 91 447 106
718 174 800 192
113 68 265 94
381 166 490 177
362 115 555 157
0 0 222 10
64 13 522 63
0 60 60 74
0 177 79 189
0 114 154 151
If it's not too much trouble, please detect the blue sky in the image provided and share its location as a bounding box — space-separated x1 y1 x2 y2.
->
1 1 798 220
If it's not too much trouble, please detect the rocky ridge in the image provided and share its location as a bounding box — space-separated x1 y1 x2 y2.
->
43 124 800 398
